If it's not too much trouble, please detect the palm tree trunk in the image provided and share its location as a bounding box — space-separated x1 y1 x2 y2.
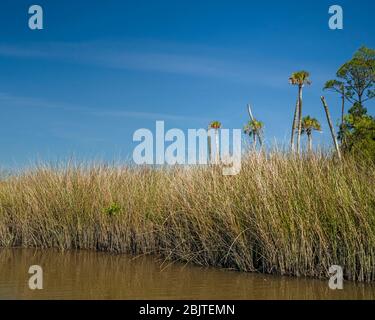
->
307 133 312 153
258 133 263 148
215 129 220 163
290 99 299 152
296 85 303 155
321 96 342 160
253 134 257 149
207 132 212 164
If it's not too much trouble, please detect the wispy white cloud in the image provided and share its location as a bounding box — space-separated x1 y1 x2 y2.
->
0 92 207 122
0 92 82 112
0 41 288 87
90 109 210 122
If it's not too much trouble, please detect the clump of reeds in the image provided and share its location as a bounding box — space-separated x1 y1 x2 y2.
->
0 152 374 282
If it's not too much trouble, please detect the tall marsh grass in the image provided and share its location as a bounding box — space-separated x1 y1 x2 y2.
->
0 153 374 282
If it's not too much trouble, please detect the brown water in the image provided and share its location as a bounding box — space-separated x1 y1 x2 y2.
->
0 248 374 300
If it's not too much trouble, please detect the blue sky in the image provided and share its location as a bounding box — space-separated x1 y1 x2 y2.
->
0 0 374 168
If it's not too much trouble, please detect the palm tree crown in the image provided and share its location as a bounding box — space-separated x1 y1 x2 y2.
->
301 116 321 135
244 119 264 149
289 71 312 87
244 119 263 137
209 121 222 130
301 115 321 153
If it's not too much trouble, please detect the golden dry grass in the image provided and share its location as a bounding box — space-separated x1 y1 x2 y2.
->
0 153 374 281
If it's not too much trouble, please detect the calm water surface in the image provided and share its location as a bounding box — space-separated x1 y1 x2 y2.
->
0 248 374 299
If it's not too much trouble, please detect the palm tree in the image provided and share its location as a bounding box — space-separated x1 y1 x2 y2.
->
289 71 312 154
208 121 222 163
244 119 263 149
301 116 321 152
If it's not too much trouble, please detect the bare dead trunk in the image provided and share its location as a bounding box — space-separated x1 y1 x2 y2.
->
321 96 342 160
290 99 299 152
247 104 254 121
